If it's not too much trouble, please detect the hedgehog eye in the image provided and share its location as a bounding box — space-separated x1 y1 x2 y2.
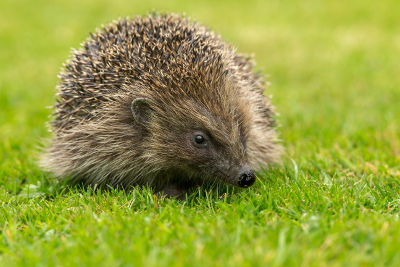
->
193 134 208 148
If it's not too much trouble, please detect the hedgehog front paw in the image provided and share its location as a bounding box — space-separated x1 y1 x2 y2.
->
161 184 189 200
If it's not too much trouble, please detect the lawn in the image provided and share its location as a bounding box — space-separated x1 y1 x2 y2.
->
1 0 400 266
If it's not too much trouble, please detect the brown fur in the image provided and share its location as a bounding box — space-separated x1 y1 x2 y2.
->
41 13 282 194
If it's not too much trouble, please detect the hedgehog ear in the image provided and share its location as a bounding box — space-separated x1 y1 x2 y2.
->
131 97 154 124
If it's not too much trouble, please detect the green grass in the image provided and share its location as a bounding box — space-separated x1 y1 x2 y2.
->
1 0 400 266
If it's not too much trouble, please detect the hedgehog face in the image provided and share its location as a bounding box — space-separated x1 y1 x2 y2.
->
131 96 256 188
180 128 256 188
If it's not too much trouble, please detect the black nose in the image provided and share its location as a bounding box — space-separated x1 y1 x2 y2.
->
238 169 256 188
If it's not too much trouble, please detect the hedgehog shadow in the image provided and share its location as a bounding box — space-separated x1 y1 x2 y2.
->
45 178 243 204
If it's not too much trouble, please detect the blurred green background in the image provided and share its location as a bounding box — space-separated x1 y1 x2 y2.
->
1 0 400 266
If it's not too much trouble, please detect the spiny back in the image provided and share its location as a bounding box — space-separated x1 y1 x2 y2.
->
53 13 235 133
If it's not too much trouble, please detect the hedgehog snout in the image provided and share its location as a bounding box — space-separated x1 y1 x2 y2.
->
237 168 256 188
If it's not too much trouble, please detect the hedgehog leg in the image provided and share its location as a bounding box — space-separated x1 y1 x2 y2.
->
161 184 189 200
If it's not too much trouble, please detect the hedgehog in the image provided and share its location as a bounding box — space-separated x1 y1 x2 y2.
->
41 13 281 197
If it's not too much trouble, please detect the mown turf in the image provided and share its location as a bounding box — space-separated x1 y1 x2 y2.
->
1 0 400 266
